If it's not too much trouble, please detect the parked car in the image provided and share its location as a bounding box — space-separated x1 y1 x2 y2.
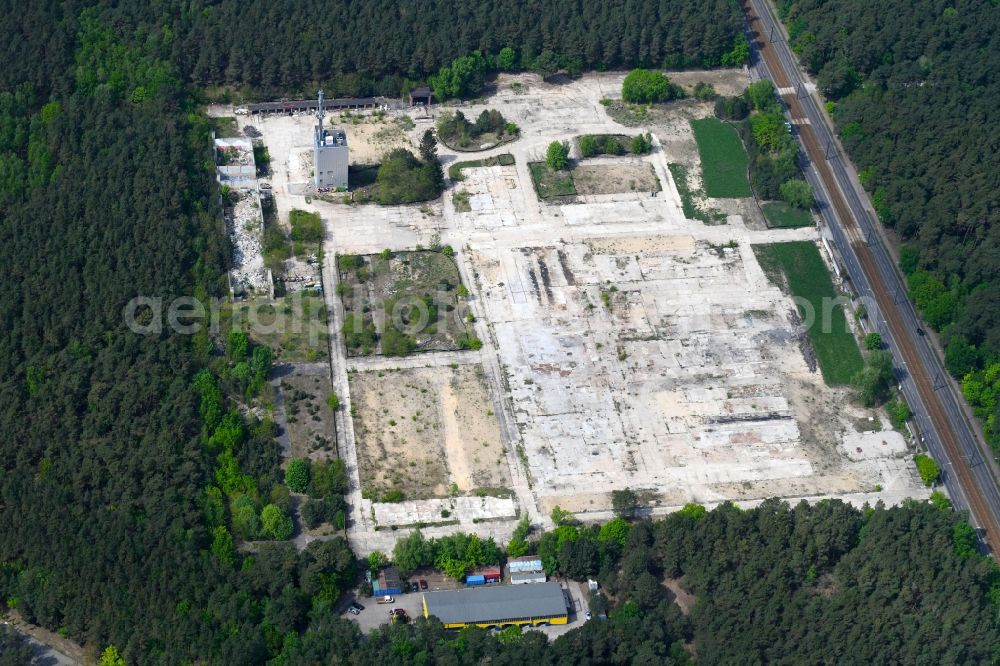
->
376 595 394 604
419 579 428 590
585 611 592 621
410 581 420 593
347 606 360 615
349 601 365 612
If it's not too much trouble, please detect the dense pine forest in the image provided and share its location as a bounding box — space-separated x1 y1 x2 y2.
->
137 0 743 98
776 0 1000 450
0 0 998 663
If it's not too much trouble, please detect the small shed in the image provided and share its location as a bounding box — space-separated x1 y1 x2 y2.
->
409 86 433 106
373 566 402 595
511 571 547 585
481 567 502 583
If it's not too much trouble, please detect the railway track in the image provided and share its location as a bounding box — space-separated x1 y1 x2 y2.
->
743 0 1000 552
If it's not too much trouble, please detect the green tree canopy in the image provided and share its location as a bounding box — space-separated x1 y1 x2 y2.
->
261 504 294 540
611 488 639 518
779 179 815 209
622 69 675 104
851 350 894 406
285 458 311 493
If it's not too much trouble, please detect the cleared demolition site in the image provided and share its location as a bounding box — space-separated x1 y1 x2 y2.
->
232 69 928 553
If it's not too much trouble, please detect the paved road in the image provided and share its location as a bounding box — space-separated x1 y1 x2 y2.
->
1 621 79 666
744 0 1000 550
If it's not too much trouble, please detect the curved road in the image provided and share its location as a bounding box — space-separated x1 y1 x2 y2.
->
743 0 1000 551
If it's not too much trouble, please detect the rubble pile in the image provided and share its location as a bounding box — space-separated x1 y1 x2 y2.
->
226 191 269 293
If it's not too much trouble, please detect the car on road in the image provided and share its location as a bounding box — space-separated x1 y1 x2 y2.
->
419 579 428 590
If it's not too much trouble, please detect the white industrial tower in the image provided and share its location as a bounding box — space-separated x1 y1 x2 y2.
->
313 89 349 190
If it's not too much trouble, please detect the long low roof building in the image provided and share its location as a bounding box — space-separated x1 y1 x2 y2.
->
422 581 568 629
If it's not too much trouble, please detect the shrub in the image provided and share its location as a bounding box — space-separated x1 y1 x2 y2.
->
579 135 600 158
289 209 324 242
380 325 416 356
550 505 574 526
914 453 940 486
301 495 348 529
546 141 569 170
929 491 952 510
714 95 750 120
342 314 377 351
864 332 882 350
693 81 717 101
459 335 483 350
338 254 360 271
886 397 911 431
227 329 249 362
629 133 653 155
437 109 515 148
285 458 311 493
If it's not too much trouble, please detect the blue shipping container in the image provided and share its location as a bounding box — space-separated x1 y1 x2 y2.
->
374 586 402 595
465 575 485 586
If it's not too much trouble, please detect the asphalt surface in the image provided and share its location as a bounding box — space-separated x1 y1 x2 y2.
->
1 621 79 666
743 0 1000 551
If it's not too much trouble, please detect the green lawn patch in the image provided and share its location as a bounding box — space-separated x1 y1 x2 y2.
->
691 117 751 198
668 163 727 225
209 116 240 138
753 241 863 385
448 153 515 181
529 162 576 199
762 201 814 228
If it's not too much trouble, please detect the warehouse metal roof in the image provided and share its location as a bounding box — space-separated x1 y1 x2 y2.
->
423 582 566 624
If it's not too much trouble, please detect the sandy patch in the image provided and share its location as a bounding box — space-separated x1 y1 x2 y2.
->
332 113 415 164
572 162 660 195
351 364 509 500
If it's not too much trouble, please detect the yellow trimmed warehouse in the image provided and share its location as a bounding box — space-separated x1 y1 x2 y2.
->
422 581 568 629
